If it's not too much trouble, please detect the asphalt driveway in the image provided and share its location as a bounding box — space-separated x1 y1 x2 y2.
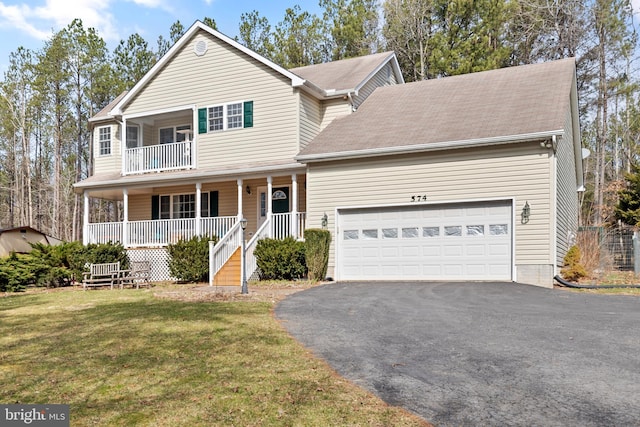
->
275 282 640 426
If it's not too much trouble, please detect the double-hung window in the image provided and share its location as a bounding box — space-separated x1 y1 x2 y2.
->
201 101 253 133
157 193 212 219
226 103 243 129
208 106 224 131
98 126 111 156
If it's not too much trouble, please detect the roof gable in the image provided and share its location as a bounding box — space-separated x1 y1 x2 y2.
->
290 51 404 97
110 21 304 116
297 58 577 161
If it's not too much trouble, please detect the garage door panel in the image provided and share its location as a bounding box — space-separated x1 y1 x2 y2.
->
361 247 379 258
466 244 486 256
338 201 512 281
422 245 441 256
443 245 464 257
488 244 510 256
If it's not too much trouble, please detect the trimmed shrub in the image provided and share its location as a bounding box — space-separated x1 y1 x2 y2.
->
168 235 216 283
0 253 35 292
254 237 306 280
560 245 587 282
304 229 331 281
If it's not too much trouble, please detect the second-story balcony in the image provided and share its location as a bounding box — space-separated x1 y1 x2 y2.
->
124 140 194 175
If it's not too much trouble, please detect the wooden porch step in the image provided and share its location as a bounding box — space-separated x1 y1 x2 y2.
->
213 247 241 286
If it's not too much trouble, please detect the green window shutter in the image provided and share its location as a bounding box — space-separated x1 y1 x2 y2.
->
198 108 207 134
151 195 160 220
243 101 253 128
209 191 219 217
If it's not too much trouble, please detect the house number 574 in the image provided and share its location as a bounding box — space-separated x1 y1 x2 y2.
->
411 195 428 202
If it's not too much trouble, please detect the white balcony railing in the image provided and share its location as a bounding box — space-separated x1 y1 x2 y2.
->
124 140 194 175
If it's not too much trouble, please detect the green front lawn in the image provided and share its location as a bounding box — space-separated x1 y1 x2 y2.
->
0 287 428 426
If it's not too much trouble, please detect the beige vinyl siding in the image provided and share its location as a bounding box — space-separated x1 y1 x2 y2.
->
93 123 121 174
352 63 396 109
128 181 238 221
555 108 579 266
143 124 153 146
299 91 321 149
122 30 300 167
320 98 352 130
129 194 151 221
306 143 553 274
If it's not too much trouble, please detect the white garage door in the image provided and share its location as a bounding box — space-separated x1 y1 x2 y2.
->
337 201 512 281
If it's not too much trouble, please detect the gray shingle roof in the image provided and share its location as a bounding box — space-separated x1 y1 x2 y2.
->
290 51 397 93
297 58 576 160
89 91 128 122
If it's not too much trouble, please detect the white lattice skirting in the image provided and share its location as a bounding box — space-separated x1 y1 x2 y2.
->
127 248 175 283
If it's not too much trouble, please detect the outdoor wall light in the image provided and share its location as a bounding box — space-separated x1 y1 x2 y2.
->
321 213 328 229
521 201 530 224
245 185 251 195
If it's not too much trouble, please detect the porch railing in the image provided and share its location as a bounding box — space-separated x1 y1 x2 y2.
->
124 140 194 175
86 216 238 247
127 218 195 247
200 216 237 240
85 222 123 245
85 213 305 250
271 212 306 240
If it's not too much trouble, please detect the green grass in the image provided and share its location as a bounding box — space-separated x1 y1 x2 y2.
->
0 287 428 426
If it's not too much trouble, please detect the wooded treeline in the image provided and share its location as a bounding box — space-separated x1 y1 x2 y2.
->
0 0 638 242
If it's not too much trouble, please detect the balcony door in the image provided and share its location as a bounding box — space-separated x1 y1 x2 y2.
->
126 125 140 149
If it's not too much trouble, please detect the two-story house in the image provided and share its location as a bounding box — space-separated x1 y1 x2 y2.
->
76 21 584 288
74 21 403 282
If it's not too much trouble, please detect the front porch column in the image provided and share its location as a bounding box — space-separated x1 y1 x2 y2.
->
291 174 298 239
122 188 129 248
83 191 89 245
237 179 243 220
195 182 202 236
121 118 127 174
267 176 273 237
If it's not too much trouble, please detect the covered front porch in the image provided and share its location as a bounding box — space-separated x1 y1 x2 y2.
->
82 173 307 248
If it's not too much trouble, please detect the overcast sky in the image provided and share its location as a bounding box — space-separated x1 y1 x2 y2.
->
0 0 322 71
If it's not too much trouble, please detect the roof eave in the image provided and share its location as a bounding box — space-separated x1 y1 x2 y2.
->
296 130 564 163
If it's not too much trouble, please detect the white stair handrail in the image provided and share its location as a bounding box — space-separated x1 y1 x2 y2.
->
208 221 242 286
245 217 272 280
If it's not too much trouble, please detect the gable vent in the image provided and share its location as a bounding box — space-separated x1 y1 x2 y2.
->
194 40 208 56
